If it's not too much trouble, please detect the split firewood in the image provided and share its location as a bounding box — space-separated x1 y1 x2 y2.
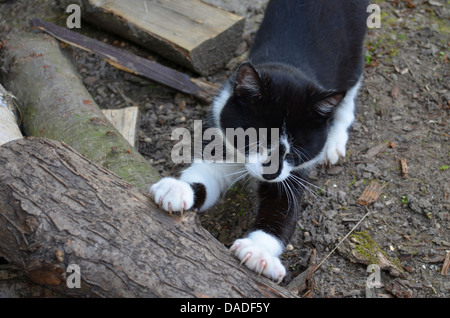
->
58 0 245 76
102 107 139 147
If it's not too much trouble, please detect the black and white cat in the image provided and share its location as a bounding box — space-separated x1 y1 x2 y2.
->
150 0 368 282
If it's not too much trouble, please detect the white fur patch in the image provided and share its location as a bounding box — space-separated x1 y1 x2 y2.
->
180 162 243 211
322 78 362 164
230 230 286 282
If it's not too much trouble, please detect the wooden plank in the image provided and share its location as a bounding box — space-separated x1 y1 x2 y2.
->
30 18 219 104
102 107 139 147
65 0 245 75
0 84 23 147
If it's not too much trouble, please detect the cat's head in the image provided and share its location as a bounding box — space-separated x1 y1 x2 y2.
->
215 62 345 182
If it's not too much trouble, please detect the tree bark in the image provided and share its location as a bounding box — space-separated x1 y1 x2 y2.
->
0 137 295 298
0 30 159 190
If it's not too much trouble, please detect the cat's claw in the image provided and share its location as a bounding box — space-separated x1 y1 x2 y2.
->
150 178 194 214
231 236 286 283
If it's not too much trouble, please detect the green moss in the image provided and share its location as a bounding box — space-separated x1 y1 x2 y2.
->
351 231 404 275
430 13 450 34
351 231 380 264
380 11 398 27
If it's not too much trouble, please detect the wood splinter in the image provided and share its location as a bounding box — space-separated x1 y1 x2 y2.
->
399 158 408 178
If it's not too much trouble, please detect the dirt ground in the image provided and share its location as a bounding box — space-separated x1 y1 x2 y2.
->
0 0 449 298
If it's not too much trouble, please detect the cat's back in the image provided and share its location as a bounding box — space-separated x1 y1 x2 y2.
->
250 0 369 91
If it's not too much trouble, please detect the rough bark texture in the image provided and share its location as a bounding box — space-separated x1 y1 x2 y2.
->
0 30 159 190
0 138 296 298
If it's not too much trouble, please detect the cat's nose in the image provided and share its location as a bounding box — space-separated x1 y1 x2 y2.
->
262 173 279 181
261 159 282 181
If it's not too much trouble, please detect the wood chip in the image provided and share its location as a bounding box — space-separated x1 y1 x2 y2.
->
357 181 387 206
442 250 450 276
391 86 399 100
399 158 408 178
365 143 387 158
102 107 139 147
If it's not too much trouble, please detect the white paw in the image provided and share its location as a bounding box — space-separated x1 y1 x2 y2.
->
324 129 348 165
149 178 194 213
230 231 286 282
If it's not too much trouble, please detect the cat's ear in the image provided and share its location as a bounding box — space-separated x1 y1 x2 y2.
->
313 92 346 117
233 63 263 99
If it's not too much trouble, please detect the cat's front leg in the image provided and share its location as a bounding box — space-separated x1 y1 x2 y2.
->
150 163 240 213
231 182 299 282
323 79 361 164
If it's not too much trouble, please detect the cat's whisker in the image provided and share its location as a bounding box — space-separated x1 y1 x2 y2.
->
292 145 313 162
289 173 336 199
223 168 248 178
280 178 298 213
287 174 319 202
223 170 251 200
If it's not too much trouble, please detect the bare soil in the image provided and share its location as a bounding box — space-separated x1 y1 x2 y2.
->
1 0 448 298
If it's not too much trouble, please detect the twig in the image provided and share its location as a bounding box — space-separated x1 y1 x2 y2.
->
399 158 408 178
442 251 450 276
312 208 373 273
401 53 417 81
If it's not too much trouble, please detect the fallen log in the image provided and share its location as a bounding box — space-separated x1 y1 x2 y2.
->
59 0 245 75
0 30 159 190
0 84 22 146
30 18 219 104
0 137 295 298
